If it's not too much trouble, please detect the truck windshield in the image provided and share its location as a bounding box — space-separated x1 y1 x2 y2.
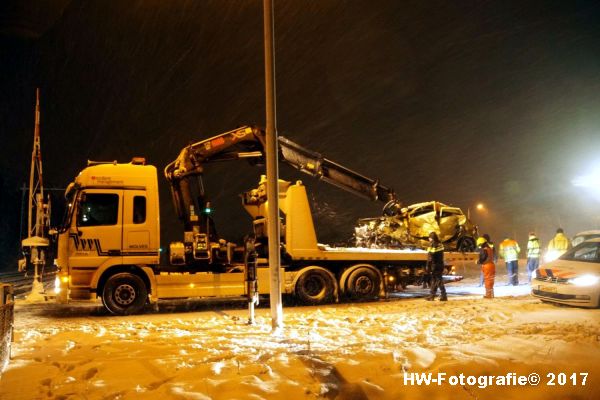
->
77 193 119 226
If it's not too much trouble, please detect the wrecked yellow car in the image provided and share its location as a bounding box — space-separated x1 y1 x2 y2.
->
355 201 478 252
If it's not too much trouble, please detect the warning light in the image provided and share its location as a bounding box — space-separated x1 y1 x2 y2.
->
131 157 146 165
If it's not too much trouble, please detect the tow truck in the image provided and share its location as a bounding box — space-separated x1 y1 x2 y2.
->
52 126 476 314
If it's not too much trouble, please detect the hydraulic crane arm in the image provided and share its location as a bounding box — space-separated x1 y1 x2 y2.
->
277 136 397 204
164 125 399 229
164 126 267 182
164 126 266 227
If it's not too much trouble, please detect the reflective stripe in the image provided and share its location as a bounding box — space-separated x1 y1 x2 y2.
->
556 271 576 279
540 268 576 279
427 244 444 253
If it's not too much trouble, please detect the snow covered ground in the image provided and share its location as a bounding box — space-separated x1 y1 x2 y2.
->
0 268 598 400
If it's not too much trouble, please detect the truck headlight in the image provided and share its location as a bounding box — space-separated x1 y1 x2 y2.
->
54 276 61 294
568 275 600 287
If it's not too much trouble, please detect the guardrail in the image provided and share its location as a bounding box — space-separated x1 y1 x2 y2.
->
0 284 14 375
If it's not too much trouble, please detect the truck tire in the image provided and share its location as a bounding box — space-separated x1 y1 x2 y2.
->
101 273 148 315
457 237 476 252
346 267 381 300
295 268 335 305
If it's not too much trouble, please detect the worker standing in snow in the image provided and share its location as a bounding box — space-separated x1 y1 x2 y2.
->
477 237 495 298
545 228 571 262
526 232 541 282
499 236 520 286
479 233 495 286
425 232 447 301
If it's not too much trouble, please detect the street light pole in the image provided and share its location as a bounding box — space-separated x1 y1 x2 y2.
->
263 0 283 331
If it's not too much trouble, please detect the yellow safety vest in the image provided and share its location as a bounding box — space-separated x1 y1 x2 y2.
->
527 237 540 258
500 239 520 262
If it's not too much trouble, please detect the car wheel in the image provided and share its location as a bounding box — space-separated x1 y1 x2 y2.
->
457 237 476 252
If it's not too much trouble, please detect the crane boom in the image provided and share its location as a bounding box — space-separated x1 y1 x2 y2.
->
164 126 398 230
277 136 396 203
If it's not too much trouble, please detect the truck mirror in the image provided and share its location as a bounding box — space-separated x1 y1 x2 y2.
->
74 192 85 230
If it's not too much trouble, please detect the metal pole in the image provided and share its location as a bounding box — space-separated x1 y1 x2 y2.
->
27 88 41 237
19 183 26 242
245 241 258 325
263 0 283 331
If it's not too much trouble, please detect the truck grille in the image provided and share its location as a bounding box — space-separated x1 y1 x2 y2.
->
531 289 578 300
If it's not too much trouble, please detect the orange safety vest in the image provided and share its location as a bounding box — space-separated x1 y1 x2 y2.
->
499 239 520 262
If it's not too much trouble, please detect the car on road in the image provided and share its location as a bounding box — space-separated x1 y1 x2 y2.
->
531 238 600 308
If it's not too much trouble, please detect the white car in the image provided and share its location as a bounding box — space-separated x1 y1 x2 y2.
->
571 230 600 247
532 238 600 308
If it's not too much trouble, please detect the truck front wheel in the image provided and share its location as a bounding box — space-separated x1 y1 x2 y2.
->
101 273 148 315
295 268 335 305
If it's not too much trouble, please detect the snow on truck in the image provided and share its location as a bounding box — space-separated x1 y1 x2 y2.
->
51 126 476 315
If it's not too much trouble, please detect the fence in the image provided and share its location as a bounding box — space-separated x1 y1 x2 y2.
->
0 270 56 298
0 283 14 374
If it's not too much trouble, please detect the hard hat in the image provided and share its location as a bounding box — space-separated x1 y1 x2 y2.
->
476 237 487 246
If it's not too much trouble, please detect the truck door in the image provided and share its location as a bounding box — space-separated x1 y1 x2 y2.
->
122 190 158 259
68 189 123 275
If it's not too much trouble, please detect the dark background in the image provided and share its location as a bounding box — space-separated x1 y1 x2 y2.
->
1 1 600 271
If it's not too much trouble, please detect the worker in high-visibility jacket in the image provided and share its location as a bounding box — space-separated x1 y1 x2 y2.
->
425 232 447 301
479 233 496 286
545 228 571 262
526 232 541 282
477 236 495 298
499 236 520 286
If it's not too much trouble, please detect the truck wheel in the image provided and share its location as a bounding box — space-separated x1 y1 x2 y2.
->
457 237 476 252
295 269 335 305
346 267 381 300
101 273 148 315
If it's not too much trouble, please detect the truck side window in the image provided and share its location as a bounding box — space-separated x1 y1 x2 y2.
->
78 193 119 227
133 196 146 224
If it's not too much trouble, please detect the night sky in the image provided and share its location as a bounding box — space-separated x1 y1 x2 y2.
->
1 1 600 270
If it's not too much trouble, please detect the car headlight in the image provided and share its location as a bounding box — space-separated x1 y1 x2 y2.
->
568 275 600 287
